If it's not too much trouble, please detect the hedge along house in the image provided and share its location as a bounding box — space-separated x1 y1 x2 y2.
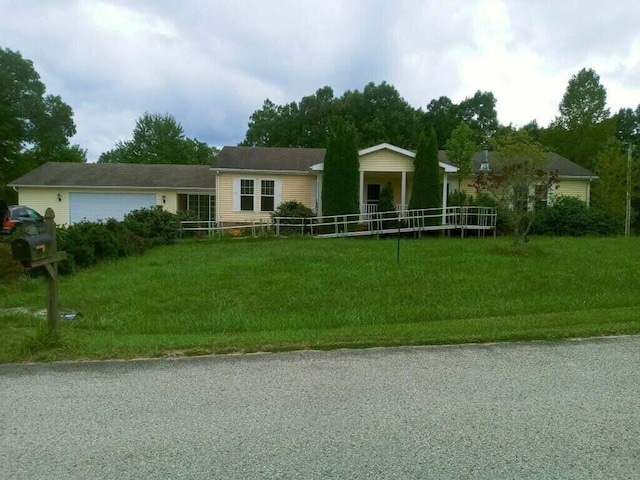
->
8 162 216 226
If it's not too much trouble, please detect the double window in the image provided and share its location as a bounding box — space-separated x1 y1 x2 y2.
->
236 178 280 212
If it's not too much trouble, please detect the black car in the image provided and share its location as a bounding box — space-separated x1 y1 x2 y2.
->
1 200 44 235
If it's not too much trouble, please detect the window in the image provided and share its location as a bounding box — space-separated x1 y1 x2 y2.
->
187 194 215 221
241 180 254 211
261 180 275 212
534 184 548 209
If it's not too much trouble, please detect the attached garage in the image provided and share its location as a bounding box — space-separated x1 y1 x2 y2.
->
8 162 216 226
69 192 156 224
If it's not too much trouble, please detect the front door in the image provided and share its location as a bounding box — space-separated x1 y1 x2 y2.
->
366 184 381 204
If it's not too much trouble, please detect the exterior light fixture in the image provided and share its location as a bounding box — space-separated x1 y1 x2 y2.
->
162 195 166 204
57 193 62 202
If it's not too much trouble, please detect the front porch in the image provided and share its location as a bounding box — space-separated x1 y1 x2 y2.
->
357 170 450 223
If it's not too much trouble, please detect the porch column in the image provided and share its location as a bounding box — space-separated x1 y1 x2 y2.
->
401 171 407 212
317 173 323 217
359 171 364 213
442 173 448 224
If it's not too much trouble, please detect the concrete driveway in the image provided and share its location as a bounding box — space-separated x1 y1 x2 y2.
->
1 336 639 479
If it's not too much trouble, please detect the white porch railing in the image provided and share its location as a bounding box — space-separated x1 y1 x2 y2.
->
179 206 497 238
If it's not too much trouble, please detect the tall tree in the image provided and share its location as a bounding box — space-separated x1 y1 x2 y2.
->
98 112 218 165
591 138 633 226
409 128 441 218
458 91 499 145
473 131 557 246
543 68 614 169
615 105 640 145
1 47 85 201
242 82 420 149
445 121 476 204
422 96 460 149
321 118 359 216
557 68 610 130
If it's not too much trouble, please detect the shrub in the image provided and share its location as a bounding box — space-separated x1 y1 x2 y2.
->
57 221 119 270
123 206 181 247
272 201 315 236
447 190 475 207
531 196 619 236
0 242 26 284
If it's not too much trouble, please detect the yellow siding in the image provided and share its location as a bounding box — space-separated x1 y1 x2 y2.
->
454 176 478 198
554 179 589 202
17 188 70 226
155 190 179 213
282 175 315 205
16 187 178 227
217 173 315 223
359 150 415 172
455 176 590 203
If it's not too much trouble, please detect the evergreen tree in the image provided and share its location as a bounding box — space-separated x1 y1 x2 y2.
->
321 118 359 216
409 128 442 218
378 182 395 212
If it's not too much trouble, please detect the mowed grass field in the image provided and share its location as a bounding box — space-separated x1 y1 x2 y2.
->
1 236 639 362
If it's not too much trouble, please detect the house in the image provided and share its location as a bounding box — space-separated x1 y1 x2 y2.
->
9 143 595 227
214 143 457 224
8 163 216 226
452 150 597 206
214 143 595 224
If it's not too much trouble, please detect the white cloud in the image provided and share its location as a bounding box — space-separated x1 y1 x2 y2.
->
1 0 639 161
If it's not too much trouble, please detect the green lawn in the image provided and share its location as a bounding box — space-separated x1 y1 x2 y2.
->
1 236 639 362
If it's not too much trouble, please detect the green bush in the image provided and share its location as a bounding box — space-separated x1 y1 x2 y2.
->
272 201 315 235
123 206 181 247
0 242 26 285
531 196 619 236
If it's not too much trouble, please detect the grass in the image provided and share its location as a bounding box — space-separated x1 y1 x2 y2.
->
1 236 639 362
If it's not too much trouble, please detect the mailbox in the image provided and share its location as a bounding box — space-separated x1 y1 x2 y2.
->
11 233 53 265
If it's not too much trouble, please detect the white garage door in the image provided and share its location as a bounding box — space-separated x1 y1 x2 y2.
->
69 193 156 224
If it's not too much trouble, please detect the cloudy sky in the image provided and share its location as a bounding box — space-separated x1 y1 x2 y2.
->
2 0 639 161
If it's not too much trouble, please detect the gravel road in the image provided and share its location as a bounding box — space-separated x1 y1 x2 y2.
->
1 336 639 479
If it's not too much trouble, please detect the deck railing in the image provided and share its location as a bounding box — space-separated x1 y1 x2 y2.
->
180 206 497 238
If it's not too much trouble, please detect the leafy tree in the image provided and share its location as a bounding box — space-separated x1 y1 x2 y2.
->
458 91 499 145
615 105 640 145
446 121 476 205
591 138 631 226
422 91 498 148
339 82 420 148
409 128 441 218
541 68 614 170
98 112 218 165
473 131 558 246
321 118 359 216
422 96 460 149
242 82 420 149
1 47 85 201
557 68 610 130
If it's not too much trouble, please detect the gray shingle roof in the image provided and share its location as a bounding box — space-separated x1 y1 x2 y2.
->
438 151 596 177
216 146 326 171
9 162 216 189
217 145 595 178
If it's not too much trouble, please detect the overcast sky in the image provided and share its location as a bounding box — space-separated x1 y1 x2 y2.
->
2 0 639 161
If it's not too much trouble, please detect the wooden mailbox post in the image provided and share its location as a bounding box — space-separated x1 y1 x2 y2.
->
10 208 67 331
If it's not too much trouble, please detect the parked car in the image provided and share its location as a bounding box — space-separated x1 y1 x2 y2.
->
1 201 44 235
